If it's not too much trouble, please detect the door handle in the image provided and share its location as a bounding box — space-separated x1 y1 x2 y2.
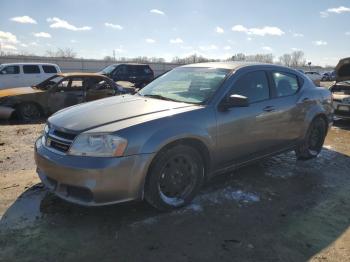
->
263 106 275 112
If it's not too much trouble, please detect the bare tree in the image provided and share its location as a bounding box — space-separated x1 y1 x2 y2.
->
45 48 77 58
290 51 306 67
279 54 292 67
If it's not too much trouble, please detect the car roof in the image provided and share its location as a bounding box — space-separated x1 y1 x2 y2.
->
179 61 287 71
109 63 150 66
56 72 109 77
1 62 59 66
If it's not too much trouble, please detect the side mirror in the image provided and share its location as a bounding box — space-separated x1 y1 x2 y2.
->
219 94 249 111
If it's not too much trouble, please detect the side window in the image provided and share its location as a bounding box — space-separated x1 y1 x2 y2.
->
115 65 127 75
272 72 299 97
85 78 111 90
57 79 70 90
42 65 57 73
0 65 20 74
23 65 40 74
232 71 270 103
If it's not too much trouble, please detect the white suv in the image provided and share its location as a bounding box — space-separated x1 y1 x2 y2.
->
0 63 61 89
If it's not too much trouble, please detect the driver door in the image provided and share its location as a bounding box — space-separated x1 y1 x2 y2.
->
48 77 85 113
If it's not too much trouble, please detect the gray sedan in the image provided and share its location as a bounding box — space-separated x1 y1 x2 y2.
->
35 62 333 210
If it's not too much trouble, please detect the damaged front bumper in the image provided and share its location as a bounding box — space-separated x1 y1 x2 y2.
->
0 105 15 120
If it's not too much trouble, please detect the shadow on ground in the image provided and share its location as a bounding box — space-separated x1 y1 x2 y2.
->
1 148 350 262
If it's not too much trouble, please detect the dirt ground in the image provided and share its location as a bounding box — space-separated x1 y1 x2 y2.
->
0 118 350 262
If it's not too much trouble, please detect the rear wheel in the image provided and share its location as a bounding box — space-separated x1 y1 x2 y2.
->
145 145 204 211
16 102 42 121
295 117 327 160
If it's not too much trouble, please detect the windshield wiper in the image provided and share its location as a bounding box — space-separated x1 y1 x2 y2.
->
142 94 180 102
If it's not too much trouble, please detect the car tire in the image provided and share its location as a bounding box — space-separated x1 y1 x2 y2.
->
16 102 42 121
295 117 327 160
144 145 205 211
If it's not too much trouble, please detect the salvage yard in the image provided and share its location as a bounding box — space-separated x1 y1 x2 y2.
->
0 119 350 262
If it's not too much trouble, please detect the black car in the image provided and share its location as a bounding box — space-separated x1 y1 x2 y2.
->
99 63 154 88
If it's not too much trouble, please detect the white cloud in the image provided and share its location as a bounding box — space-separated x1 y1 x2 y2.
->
150 9 165 15
33 32 51 38
145 38 156 43
1 44 17 50
30 42 38 46
247 37 253 41
313 40 328 46
223 45 231 50
0 31 18 44
327 6 350 14
345 32 350 36
232 25 284 36
291 47 301 51
216 26 224 34
104 23 123 30
10 15 37 24
169 38 184 44
293 33 304 37
20 43 28 47
232 25 247 32
199 44 218 51
47 17 91 31
262 46 273 51
70 39 78 43
320 6 350 17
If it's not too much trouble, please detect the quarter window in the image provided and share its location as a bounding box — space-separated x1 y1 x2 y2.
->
232 71 270 103
0 65 19 74
272 72 299 97
42 65 57 73
23 65 40 74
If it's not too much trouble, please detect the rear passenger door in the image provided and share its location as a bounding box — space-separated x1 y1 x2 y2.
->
216 70 283 167
22 65 42 86
48 77 85 113
268 71 305 146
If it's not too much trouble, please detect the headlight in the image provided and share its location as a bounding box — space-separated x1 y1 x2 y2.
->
68 133 127 157
44 124 49 134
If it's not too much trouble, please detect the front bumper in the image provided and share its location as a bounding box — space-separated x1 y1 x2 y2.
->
0 105 15 120
34 137 155 206
332 101 350 120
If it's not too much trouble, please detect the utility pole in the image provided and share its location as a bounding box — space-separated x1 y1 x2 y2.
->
113 50 116 61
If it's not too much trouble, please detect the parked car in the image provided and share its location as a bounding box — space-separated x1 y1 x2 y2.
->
0 63 61 89
35 62 333 210
0 73 128 121
99 63 154 88
322 71 336 81
330 57 350 120
304 71 322 86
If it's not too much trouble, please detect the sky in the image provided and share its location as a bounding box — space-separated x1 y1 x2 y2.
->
0 0 349 66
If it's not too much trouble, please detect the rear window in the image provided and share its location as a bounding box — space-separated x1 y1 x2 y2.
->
0 65 20 74
42 65 57 73
272 72 299 97
23 65 40 74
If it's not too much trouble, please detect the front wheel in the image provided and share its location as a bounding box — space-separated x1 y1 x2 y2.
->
16 102 42 121
145 145 205 211
295 117 327 160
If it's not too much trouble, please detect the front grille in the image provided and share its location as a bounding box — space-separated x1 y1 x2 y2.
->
334 110 350 117
46 127 77 153
333 98 342 102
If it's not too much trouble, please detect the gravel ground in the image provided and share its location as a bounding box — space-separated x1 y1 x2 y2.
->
0 119 350 262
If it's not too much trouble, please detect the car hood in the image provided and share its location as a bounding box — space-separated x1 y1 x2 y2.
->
0 86 43 98
49 95 197 132
335 57 350 82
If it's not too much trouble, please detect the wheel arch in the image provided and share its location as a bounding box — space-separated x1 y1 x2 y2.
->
141 137 211 199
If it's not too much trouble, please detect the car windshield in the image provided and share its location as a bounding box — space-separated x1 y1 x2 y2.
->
35 75 64 90
138 67 230 104
101 64 119 74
